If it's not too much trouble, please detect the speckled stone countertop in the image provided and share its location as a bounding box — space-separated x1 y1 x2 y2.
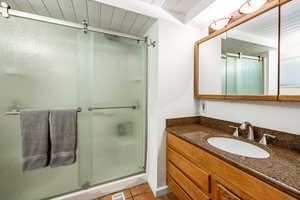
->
165 116 300 199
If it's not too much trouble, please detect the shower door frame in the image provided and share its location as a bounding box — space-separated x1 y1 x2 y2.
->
0 6 149 200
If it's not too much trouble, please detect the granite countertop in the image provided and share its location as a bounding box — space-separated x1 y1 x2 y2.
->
166 117 300 199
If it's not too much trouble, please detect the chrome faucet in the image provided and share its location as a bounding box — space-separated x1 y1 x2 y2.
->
240 122 254 141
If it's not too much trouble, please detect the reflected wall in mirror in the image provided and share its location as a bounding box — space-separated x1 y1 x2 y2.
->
280 0 300 99
198 33 227 95
197 7 279 98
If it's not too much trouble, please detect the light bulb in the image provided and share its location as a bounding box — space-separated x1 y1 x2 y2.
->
239 0 267 14
209 18 231 31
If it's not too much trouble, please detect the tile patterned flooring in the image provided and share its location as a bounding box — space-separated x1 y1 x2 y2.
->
97 183 178 200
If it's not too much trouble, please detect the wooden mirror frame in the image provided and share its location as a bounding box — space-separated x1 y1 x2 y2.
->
194 0 293 101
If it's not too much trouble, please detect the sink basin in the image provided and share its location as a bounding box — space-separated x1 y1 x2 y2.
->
207 137 270 158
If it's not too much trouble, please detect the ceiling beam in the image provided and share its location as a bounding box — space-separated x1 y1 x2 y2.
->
184 0 216 24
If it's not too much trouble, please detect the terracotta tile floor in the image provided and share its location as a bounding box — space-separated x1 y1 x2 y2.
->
97 183 178 200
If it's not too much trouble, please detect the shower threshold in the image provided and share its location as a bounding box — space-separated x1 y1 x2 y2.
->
49 173 147 200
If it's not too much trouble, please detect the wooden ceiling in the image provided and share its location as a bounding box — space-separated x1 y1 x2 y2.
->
3 0 156 37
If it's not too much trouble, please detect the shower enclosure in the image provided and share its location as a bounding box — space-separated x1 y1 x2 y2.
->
0 13 147 200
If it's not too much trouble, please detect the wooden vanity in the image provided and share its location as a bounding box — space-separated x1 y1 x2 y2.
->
166 132 298 200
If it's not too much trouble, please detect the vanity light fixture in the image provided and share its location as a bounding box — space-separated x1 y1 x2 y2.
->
209 17 232 31
239 0 268 14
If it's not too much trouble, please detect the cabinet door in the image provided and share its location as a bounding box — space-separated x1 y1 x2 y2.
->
215 183 242 200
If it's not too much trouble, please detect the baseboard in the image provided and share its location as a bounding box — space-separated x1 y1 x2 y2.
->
153 185 169 197
52 173 147 200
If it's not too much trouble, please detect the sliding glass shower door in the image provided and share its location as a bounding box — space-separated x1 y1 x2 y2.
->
77 30 147 187
0 14 147 200
0 15 81 200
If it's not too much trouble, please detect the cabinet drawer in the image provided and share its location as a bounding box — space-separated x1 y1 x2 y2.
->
167 132 211 169
215 183 242 200
168 162 210 200
168 147 210 193
167 175 192 200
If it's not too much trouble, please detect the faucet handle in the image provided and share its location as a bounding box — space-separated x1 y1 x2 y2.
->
229 125 239 137
259 134 276 145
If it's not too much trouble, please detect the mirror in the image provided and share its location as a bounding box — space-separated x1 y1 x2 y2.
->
197 7 279 98
225 7 278 95
280 0 300 99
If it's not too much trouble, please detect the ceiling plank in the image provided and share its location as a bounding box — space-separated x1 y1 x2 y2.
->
5 0 19 9
185 0 216 24
73 0 88 23
120 12 137 34
25 0 38 13
42 0 64 20
138 17 155 36
87 0 101 28
94 0 178 23
57 0 77 22
162 0 180 11
110 8 127 32
129 14 149 35
100 4 114 30
174 0 199 14
27 0 50 17
14 0 36 13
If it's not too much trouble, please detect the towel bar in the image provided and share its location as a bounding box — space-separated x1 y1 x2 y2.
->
5 107 82 115
88 106 137 112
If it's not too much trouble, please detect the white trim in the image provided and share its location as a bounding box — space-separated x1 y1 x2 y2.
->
0 7 144 41
152 185 169 197
51 173 147 200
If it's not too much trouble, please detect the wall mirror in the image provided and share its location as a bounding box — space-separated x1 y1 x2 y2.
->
225 8 278 97
195 0 296 101
279 0 300 101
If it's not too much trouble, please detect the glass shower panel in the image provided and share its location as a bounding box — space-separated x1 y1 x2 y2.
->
88 33 147 185
0 16 81 199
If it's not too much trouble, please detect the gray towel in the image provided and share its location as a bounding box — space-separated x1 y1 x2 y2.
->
49 109 77 167
20 110 50 171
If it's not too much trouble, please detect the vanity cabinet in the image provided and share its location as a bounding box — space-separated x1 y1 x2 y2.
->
166 132 297 200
